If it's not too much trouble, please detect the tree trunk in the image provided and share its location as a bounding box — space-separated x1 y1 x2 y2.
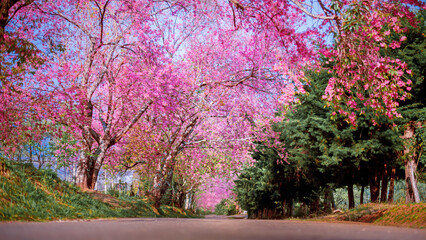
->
380 164 388 203
152 154 176 208
348 184 354 209
323 186 335 212
369 169 380 202
287 199 293 218
150 118 197 208
76 158 101 190
75 97 151 190
173 188 186 208
323 187 331 212
267 208 274 219
17 147 22 162
310 197 320 214
360 185 364 205
28 145 33 164
152 166 165 207
388 166 396 203
76 150 90 190
76 146 107 190
331 190 336 210
282 199 286 217
405 159 420 203
104 170 108 194
184 192 192 210
263 208 268 219
401 122 421 203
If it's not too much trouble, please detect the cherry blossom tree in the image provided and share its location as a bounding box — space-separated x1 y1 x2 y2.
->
118 0 288 206
2 0 423 198
11 0 182 189
0 0 46 154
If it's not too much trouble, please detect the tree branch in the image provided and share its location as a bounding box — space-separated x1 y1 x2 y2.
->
290 0 338 20
185 136 254 146
228 0 245 11
109 100 153 147
122 160 147 170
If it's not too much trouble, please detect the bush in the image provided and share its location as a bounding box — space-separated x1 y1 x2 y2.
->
214 199 238 215
106 188 120 198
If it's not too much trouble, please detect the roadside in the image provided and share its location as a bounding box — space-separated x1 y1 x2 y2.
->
314 203 426 228
204 214 248 220
1 158 424 229
0 159 195 221
210 203 425 229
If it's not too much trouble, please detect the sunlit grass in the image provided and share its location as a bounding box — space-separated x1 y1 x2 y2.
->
0 158 194 221
317 202 426 228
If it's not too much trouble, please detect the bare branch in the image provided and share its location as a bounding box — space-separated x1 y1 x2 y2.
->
35 4 93 39
89 127 100 144
94 0 110 45
109 100 153 147
185 136 254 146
122 160 147 170
3 0 33 28
318 0 334 16
290 0 338 20
228 0 245 11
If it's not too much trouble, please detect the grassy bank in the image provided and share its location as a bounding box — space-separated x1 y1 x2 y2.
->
319 203 426 228
0 158 194 221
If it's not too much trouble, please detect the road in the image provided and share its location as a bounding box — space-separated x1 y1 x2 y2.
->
0 216 425 240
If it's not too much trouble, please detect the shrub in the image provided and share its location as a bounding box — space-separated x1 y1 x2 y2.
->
214 199 238 215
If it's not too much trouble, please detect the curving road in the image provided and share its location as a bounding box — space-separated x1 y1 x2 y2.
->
1 216 425 240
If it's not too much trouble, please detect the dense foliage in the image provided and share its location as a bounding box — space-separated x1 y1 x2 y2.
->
234 69 409 218
234 11 425 216
214 198 238 216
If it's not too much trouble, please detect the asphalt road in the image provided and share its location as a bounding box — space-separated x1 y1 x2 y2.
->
1 216 425 240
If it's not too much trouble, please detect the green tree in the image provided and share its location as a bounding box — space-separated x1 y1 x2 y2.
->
389 9 425 203
235 68 406 218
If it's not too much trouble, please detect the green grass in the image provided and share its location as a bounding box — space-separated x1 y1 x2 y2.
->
373 203 426 228
0 158 195 221
317 203 426 228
